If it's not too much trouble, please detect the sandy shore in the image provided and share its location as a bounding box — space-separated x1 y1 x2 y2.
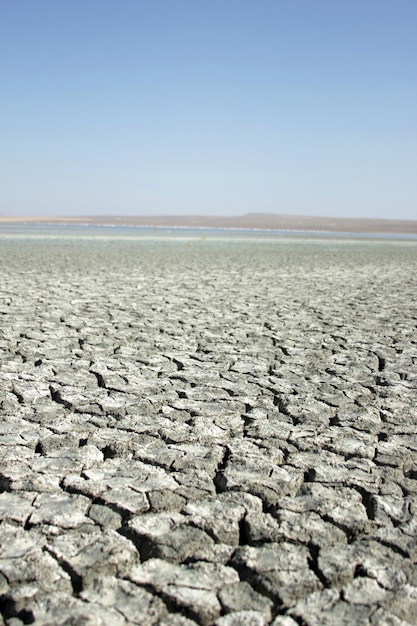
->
0 237 416 624
1 212 417 234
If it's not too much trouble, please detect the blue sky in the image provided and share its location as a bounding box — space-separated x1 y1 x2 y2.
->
1 0 416 218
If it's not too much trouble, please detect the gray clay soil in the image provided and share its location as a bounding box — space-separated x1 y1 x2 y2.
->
0 235 416 625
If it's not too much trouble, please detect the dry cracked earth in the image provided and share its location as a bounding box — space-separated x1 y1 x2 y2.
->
0 235 416 626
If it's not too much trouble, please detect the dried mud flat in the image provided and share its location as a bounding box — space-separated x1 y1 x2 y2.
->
0 236 416 626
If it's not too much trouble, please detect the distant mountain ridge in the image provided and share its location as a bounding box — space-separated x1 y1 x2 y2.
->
1 213 417 234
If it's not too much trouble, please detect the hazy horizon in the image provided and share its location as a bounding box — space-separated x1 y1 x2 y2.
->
2 209 417 222
1 1 416 219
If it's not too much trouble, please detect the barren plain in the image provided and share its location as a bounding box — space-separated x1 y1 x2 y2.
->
1 213 417 234
0 232 416 625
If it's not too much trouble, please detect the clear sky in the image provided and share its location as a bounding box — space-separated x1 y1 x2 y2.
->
1 0 416 219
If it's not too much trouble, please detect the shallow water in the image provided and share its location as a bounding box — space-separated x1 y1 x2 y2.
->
1 222 417 241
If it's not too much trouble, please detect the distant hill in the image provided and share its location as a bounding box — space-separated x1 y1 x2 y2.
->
1 213 417 234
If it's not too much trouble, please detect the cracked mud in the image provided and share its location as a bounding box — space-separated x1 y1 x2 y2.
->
0 235 416 625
